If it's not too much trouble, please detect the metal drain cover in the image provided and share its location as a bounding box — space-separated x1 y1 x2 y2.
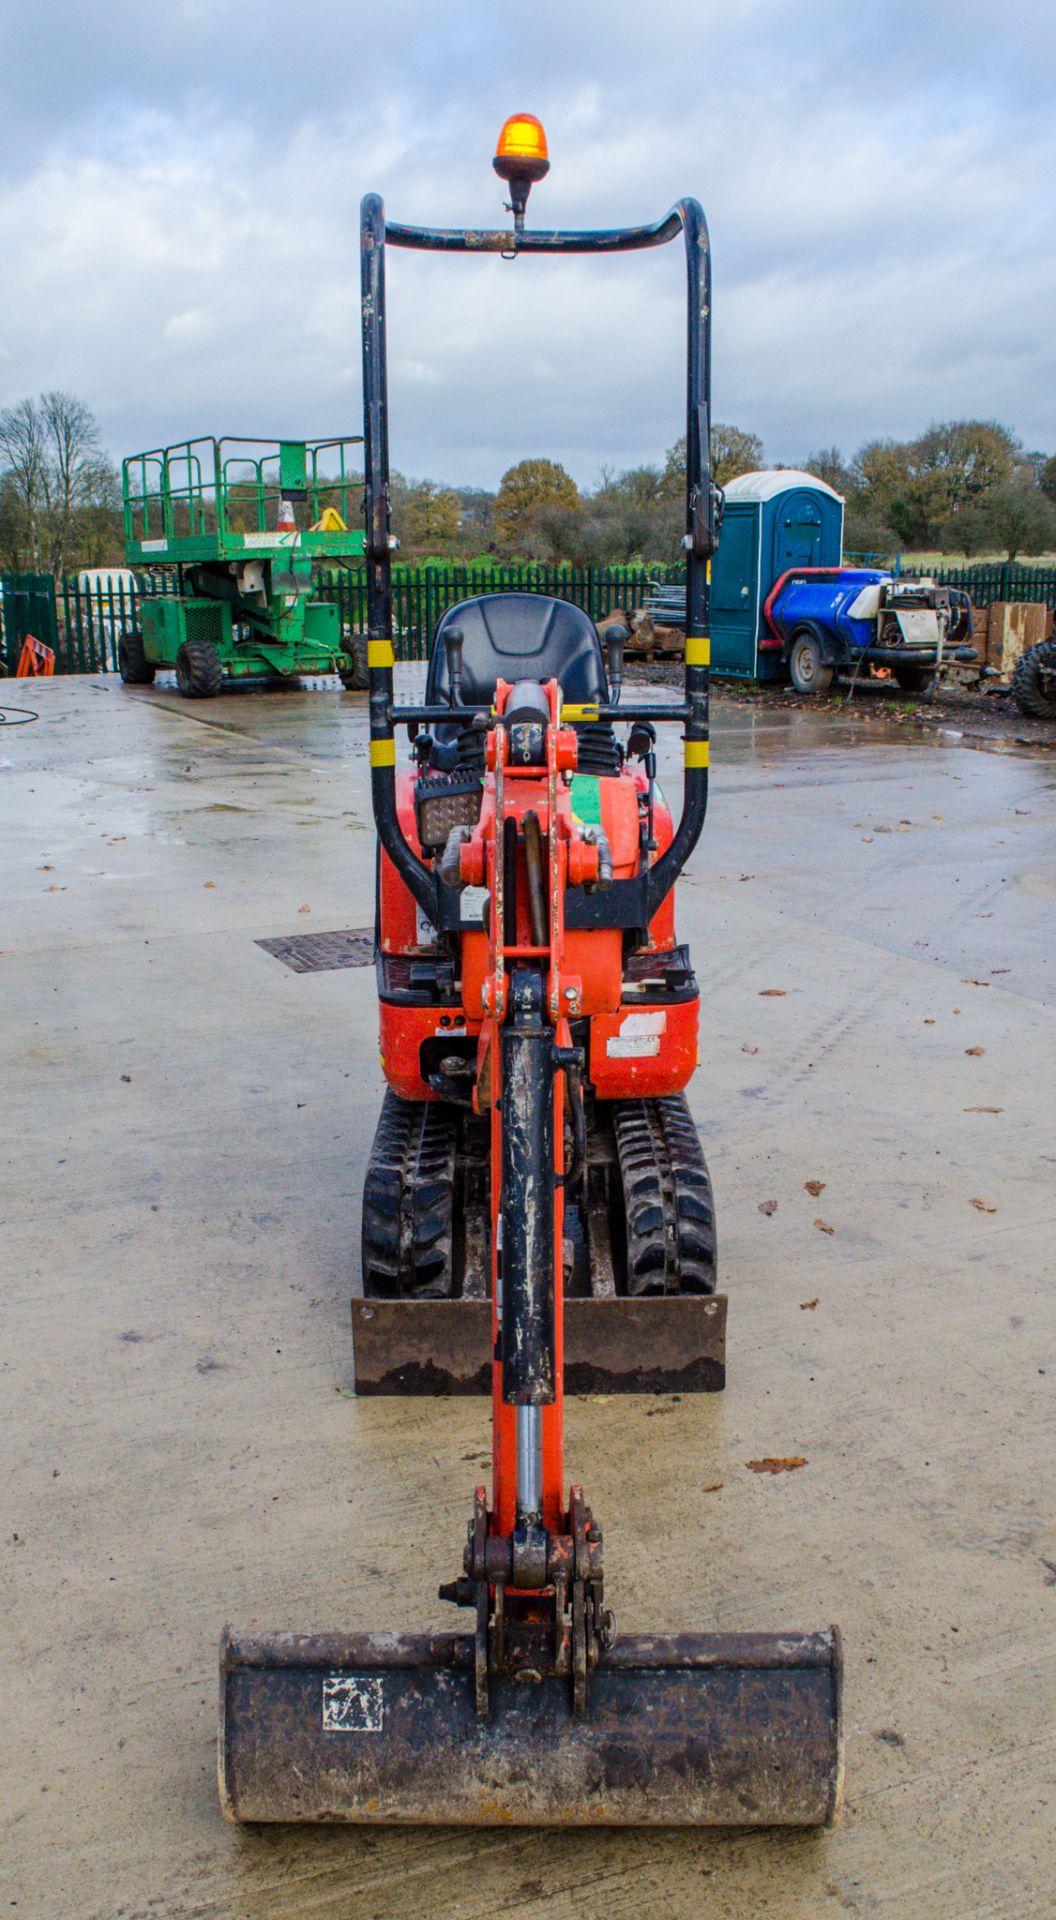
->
257 928 374 973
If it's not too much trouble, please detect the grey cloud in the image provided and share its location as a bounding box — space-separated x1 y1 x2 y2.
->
1 0 1054 484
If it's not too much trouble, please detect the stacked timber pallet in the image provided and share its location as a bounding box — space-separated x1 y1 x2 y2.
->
596 590 686 662
945 601 1053 692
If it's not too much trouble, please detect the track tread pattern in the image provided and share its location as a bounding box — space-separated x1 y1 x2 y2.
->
612 1094 716 1296
362 1092 456 1298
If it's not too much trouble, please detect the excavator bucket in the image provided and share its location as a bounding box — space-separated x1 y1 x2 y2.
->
220 1626 842 1827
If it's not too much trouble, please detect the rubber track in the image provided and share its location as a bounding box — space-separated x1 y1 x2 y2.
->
612 1094 716 1296
361 1092 456 1298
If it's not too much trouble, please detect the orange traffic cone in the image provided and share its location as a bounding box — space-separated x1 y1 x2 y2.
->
277 497 297 534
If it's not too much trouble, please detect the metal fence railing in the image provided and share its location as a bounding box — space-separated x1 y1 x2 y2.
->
922 562 1056 610
317 564 674 662
3 564 682 674
3 559 1055 676
0 572 59 674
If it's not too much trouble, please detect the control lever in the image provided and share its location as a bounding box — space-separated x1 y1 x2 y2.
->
444 625 465 709
627 719 658 859
603 622 627 706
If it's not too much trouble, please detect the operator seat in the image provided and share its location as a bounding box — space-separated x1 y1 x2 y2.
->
427 593 618 773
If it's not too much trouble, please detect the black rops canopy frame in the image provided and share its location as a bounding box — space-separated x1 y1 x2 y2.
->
360 192 720 937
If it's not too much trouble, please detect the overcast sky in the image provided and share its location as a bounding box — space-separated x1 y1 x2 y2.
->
2 0 1054 489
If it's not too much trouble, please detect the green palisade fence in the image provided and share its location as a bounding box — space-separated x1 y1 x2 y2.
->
10 565 677 673
317 565 671 662
59 576 137 675
924 562 1056 609
0 572 60 674
4 560 1055 676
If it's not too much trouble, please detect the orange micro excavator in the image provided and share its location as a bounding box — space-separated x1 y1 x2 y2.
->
219 114 843 1829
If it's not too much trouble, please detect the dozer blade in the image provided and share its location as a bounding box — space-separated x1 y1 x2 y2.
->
352 1292 727 1396
220 1625 842 1827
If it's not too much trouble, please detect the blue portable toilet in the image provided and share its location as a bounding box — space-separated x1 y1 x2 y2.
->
710 470 844 680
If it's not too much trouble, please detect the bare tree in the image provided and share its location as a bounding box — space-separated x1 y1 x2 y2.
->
0 397 48 569
40 391 106 578
0 392 120 576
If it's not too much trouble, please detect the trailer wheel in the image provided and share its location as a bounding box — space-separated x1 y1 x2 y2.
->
175 637 223 698
117 629 155 686
892 662 934 694
788 631 833 695
1010 639 1056 719
339 634 368 691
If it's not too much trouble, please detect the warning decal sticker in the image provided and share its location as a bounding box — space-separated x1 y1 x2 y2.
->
322 1675 385 1733
606 1010 667 1058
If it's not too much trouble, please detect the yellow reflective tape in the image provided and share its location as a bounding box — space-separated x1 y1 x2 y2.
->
561 703 600 722
370 738 396 768
686 635 710 667
367 639 395 669
706 559 712 583
684 740 710 769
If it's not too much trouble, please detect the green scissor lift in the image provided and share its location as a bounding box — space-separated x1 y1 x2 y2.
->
119 436 368 695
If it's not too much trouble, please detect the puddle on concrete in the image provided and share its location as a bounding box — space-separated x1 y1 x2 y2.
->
114 667 1053 779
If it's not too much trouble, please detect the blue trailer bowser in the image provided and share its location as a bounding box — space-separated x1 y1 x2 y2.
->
647 469 975 693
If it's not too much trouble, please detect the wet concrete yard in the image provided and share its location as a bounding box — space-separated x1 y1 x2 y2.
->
2 674 1054 1917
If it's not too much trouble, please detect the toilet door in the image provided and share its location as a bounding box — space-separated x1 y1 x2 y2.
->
710 510 756 676
773 492 823 575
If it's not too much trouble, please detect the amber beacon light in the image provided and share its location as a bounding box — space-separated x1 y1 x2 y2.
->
493 113 550 229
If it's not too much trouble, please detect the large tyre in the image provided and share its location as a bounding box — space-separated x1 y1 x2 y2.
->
339 633 368 691
175 637 223 698
1010 639 1056 720
788 629 834 695
893 662 934 694
117 629 155 685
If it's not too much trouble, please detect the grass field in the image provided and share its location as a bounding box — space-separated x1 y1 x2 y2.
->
899 550 1056 569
